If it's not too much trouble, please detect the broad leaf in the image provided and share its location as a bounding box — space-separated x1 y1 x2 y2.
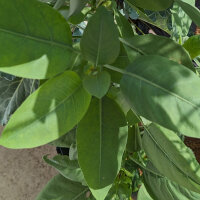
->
49 127 76 148
68 0 88 18
77 97 128 189
121 34 194 71
80 6 120 66
142 163 200 200
36 174 89 200
183 35 200 59
126 0 173 11
83 71 111 99
90 185 112 200
43 155 86 185
0 71 91 149
142 123 200 193
175 0 200 27
0 77 38 125
137 184 153 200
120 55 200 138
0 0 74 79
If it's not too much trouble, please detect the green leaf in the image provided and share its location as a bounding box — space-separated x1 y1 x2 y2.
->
90 185 112 200
0 71 91 149
43 155 86 185
183 35 200 59
120 55 200 138
143 163 200 200
126 0 173 11
80 6 120 66
137 184 153 200
121 34 194 71
126 125 142 153
171 1 194 41
83 71 111 99
114 10 134 38
175 0 200 27
0 77 38 125
77 97 128 189
142 123 200 193
0 0 75 79
36 174 89 200
68 0 88 18
126 109 140 126
49 127 76 148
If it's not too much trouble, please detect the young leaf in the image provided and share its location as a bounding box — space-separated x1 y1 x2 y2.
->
175 0 200 27
183 35 200 59
126 0 173 11
83 71 111 99
0 77 38 125
77 97 128 189
142 123 200 193
36 174 89 200
43 155 86 185
142 163 200 200
80 6 120 66
0 71 91 149
121 34 194 71
0 0 75 79
120 55 200 138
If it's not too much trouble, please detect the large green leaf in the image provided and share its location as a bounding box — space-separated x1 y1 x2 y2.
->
175 0 200 27
43 155 86 184
183 35 200 59
142 123 200 193
126 0 173 11
80 6 120 66
121 34 194 71
120 55 200 138
0 0 74 79
36 174 89 200
0 71 91 149
77 97 128 189
142 163 200 200
0 77 38 125
83 71 111 99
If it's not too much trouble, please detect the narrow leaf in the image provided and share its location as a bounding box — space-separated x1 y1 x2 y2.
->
0 71 91 149
77 97 128 189
120 55 200 138
80 6 120 66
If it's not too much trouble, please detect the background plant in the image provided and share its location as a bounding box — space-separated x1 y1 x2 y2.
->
0 0 200 199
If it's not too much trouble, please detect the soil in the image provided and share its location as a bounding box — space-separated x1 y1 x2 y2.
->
0 125 57 200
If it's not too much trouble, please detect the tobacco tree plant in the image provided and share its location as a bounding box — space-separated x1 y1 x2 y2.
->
1 0 200 199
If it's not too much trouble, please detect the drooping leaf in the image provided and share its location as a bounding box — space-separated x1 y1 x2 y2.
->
120 34 194 71
142 163 200 200
83 71 111 99
0 0 75 79
77 97 128 189
0 71 91 149
171 1 194 41
36 174 89 200
43 155 86 185
175 0 200 27
125 0 173 11
120 55 200 138
142 123 200 193
183 35 200 59
68 0 88 18
80 6 120 66
49 127 76 148
137 184 153 200
0 77 38 125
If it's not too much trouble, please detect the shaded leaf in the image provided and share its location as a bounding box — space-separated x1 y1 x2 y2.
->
120 55 200 138
77 97 128 189
0 0 75 79
68 0 88 18
0 71 91 148
80 6 120 66
142 123 200 193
